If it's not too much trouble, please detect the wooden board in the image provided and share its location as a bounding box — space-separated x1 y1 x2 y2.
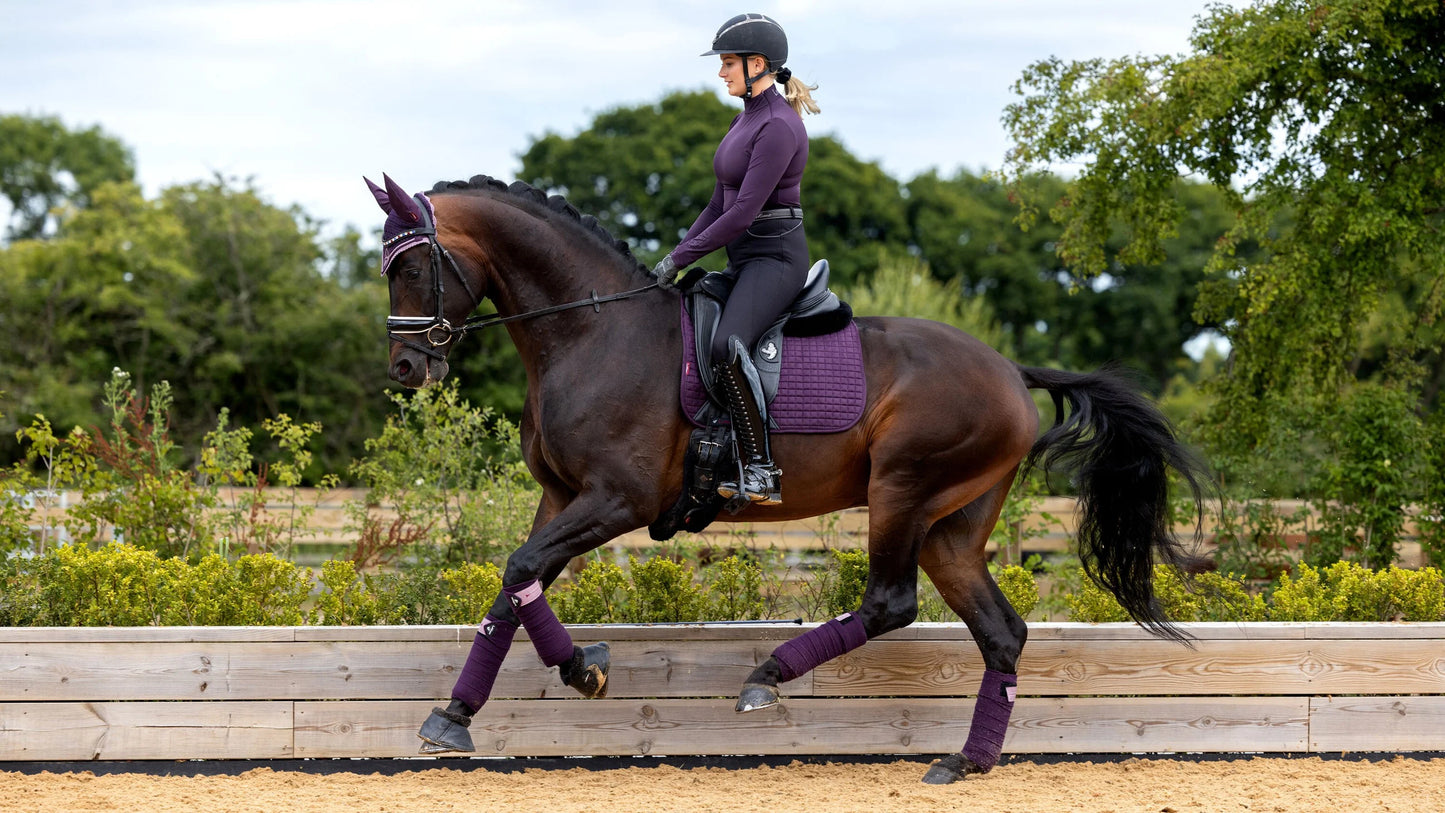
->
1309 696 1445 752
293 696 1309 758
808 637 1445 697
0 701 292 761
6 628 1442 702
21 694 1445 761
0 640 811 702
12 621 1441 644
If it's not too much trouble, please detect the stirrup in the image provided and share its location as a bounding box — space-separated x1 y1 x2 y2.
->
717 463 782 506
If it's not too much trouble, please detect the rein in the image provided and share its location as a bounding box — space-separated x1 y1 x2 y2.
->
385 193 660 361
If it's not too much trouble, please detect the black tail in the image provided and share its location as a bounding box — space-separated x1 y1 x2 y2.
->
1017 364 1212 642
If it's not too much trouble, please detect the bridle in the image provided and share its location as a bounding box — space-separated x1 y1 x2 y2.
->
385 193 661 362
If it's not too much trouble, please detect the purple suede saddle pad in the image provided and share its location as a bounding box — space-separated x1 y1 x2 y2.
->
680 303 866 433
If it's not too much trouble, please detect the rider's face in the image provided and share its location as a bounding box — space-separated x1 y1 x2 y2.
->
718 53 766 97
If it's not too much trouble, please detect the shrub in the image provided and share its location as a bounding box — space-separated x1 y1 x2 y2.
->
993 564 1041 620
312 559 383 626
703 555 765 621
438 561 503 625
823 549 870 618
630 555 707 622
553 560 633 624
1306 384 1429 569
346 381 539 569
1067 565 1265 623
1270 562 1444 622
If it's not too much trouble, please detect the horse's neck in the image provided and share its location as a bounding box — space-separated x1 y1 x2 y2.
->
466 197 667 374
474 201 635 318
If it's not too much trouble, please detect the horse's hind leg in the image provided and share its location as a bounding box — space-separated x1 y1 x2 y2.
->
916 476 1028 784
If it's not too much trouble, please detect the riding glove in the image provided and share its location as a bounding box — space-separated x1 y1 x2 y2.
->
652 254 679 289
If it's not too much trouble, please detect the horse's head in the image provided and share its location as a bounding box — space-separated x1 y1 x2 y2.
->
366 173 478 388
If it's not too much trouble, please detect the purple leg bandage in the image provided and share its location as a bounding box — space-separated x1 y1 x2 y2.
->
962 668 1018 772
504 579 575 667
772 612 869 682
451 616 517 713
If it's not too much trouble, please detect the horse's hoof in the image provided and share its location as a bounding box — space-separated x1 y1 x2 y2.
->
417 706 475 755
735 682 780 713
920 753 985 784
562 642 610 698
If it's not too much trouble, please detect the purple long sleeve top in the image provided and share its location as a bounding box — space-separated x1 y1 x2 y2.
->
669 85 808 268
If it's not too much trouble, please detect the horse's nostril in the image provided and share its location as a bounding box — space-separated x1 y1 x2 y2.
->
395 359 412 379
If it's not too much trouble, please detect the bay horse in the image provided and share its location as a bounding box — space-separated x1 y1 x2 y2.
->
366 173 1208 784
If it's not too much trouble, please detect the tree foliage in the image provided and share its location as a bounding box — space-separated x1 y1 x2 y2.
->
0 114 135 241
519 90 911 286
1002 0 1445 457
0 166 395 475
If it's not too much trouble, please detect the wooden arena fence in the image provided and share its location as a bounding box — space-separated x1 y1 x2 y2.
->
2 622 1443 761
24 489 1439 566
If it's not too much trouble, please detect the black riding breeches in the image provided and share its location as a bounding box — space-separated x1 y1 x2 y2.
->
710 216 810 364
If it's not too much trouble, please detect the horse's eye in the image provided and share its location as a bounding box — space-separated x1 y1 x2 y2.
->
406 265 422 282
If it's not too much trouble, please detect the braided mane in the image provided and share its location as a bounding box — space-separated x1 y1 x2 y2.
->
429 175 648 277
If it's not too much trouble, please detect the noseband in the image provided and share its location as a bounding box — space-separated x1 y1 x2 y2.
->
385 193 661 360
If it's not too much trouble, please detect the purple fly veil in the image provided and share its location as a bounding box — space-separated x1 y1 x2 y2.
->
365 173 435 276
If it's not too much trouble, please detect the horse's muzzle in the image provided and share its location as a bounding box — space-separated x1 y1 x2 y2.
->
390 354 448 388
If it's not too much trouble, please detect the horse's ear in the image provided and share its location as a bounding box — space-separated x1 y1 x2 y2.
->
383 173 423 223
364 176 392 214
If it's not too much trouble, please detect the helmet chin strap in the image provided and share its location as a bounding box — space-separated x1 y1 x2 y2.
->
742 57 767 99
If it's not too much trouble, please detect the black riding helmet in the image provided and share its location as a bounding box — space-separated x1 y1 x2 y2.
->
701 13 788 100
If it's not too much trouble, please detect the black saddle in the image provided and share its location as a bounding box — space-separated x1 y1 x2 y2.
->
685 259 853 424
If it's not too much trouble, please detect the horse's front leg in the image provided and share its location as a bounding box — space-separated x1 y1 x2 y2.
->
417 488 648 754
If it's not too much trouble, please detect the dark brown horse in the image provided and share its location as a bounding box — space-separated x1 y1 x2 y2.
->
367 173 1207 784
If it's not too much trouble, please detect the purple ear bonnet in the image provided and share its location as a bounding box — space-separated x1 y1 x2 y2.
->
365 174 437 276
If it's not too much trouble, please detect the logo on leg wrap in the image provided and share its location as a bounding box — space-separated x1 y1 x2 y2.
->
1002 682 1017 703
506 580 544 607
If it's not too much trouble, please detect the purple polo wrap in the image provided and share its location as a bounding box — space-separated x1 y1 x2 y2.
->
504 579 575 667
680 302 865 433
961 668 1017 772
772 612 869 682
451 615 517 713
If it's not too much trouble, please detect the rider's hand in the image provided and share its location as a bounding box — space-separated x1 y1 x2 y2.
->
652 255 678 289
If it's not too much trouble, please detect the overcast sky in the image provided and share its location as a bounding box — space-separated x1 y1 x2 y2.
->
2 0 1216 243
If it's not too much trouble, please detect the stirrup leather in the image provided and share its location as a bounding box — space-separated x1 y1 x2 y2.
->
713 336 782 505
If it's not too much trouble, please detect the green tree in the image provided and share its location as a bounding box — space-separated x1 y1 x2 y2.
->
903 169 1065 361
519 89 910 286
843 254 1010 355
1002 0 1445 464
0 175 396 476
0 113 135 241
0 181 192 447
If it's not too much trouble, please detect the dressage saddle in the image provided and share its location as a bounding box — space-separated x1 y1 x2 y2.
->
685 259 853 424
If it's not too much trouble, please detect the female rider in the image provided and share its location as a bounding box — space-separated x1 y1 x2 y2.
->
652 12 820 506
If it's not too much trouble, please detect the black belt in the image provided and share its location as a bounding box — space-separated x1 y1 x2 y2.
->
755 206 803 222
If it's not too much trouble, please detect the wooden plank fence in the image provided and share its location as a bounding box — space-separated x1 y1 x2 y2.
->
2 622 1443 761
23 489 1436 566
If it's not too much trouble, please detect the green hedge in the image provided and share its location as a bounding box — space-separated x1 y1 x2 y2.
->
1066 562 1445 623
2 543 1440 627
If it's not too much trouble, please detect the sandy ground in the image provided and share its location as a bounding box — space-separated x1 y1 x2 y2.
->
3 756 1443 813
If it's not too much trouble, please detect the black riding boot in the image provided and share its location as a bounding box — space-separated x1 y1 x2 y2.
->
714 336 782 505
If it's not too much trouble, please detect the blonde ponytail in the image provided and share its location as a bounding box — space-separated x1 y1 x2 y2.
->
783 75 821 116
